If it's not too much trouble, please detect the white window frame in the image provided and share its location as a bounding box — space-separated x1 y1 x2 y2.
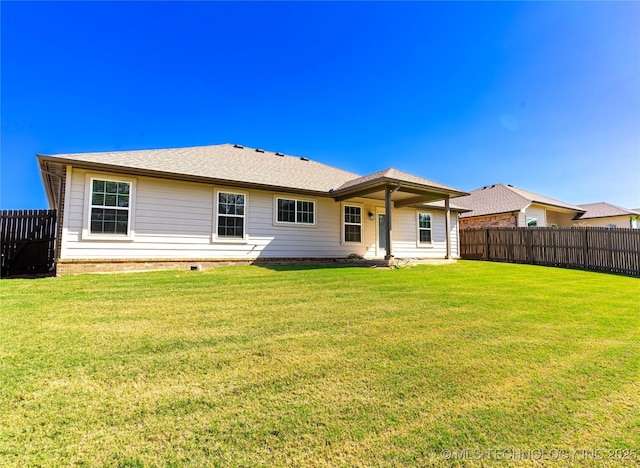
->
82 173 136 241
273 196 317 227
213 189 248 243
416 211 433 247
526 216 538 227
341 203 364 245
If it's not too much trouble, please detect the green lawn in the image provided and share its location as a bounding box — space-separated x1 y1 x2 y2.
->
1 262 639 467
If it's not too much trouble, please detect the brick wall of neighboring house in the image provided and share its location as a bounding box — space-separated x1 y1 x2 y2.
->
460 213 518 230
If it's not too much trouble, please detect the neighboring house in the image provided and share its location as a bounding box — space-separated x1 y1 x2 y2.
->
456 183 585 229
38 144 469 274
573 202 639 229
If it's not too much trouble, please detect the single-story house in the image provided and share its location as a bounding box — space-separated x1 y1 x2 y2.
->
38 144 470 274
573 202 639 229
457 183 585 229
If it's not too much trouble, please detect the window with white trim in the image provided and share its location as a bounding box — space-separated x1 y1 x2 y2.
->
526 217 538 227
217 191 245 238
417 212 432 244
275 197 315 225
89 178 132 235
343 205 362 243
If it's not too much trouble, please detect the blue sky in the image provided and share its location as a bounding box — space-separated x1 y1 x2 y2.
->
2 1 639 209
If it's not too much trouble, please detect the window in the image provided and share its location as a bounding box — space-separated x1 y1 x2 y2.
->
89 178 132 235
217 191 245 238
417 213 432 244
275 197 315 225
526 217 538 227
343 205 362 243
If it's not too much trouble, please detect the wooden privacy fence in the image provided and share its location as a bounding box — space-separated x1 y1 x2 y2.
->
460 227 640 276
1 210 57 278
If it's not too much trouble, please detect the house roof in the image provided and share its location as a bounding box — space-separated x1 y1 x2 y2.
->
457 183 585 218
575 202 640 220
38 143 468 203
38 144 359 195
335 168 463 194
330 167 468 203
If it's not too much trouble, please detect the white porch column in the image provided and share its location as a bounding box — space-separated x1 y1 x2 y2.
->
445 196 451 259
385 187 392 260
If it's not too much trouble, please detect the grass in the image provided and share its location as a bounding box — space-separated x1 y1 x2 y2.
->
1 261 639 467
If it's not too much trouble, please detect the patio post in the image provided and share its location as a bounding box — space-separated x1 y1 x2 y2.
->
385 186 392 260
445 196 451 259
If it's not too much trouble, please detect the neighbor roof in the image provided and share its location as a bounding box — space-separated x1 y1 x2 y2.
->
38 143 467 200
457 183 584 218
575 202 640 220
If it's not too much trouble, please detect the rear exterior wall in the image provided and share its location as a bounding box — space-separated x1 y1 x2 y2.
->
58 166 459 272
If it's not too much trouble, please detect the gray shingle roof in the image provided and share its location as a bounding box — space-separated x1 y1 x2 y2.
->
335 168 463 194
39 144 359 194
575 202 640 220
38 144 467 198
458 183 584 218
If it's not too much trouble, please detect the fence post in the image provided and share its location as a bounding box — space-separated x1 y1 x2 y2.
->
583 229 589 270
486 228 491 260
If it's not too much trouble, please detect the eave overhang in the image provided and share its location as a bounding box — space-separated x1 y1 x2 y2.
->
38 158 65 210
37 156 470 206
530 201 585 215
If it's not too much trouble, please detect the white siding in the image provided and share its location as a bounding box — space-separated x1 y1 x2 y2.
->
573 216 635 229
391 210 459 259
519 204 547 227
546 210 576 227
61 169 459 260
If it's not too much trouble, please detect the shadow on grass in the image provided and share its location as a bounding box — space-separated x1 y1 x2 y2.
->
251 262 375 272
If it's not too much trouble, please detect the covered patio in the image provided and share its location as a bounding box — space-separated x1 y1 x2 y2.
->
330 168 469 260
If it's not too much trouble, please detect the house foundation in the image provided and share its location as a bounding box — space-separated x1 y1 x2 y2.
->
55 257 457 275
